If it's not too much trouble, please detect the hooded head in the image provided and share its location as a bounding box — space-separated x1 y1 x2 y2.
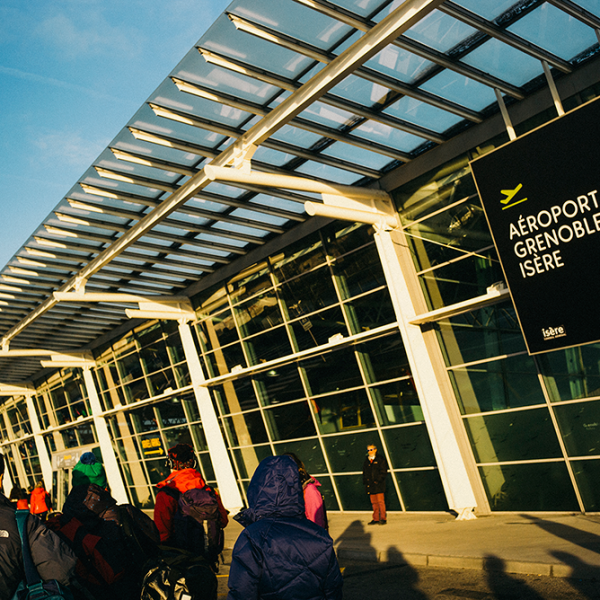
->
239 455 304 524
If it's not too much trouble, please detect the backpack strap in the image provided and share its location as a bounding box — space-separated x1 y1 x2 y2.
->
15 509 42 586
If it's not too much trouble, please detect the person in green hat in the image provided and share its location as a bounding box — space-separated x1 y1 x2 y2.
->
72 452 108 489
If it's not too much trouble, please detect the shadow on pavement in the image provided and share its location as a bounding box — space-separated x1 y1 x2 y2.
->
484 555 544 600
523 514 600 554
551 551 600 599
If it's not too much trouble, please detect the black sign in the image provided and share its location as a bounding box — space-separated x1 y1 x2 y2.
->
470 97 600 354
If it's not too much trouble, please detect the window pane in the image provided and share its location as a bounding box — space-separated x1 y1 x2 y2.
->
273 438 328 476
553 400 600 457
234 291 283 337
253 364 305 406
264 401 316 441
357 334 410 384
289 306 348 352
538 345 600 402
278 266 338 319
449 355 545 415
479 463 578 511
322 430 381 473
333 243 385 299
396 470 448 511
225 410 269 446
463 408 562 463
571 460 600 512
301 347 363 396
244 326 292 365
383 424 436 469
345 289 396 334
370 380 423 426
313 389 375 434
437 303 527 367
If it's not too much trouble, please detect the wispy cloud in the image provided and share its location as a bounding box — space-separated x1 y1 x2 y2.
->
0 65 124 103
32 128 109 169
34 11 144 61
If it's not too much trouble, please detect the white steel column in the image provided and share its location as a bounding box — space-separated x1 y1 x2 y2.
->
178 321 243 513
374 227 480 517
81 368 128 504
24 395 53 492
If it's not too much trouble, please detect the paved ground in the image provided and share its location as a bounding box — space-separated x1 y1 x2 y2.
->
223 512 600 580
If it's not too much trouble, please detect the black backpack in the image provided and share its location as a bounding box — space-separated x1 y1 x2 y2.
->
140 547 217 600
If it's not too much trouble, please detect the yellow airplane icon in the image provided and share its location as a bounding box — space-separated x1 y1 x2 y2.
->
500 183 528 209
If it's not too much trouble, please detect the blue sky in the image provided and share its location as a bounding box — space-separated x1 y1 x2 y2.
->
0 0 231 268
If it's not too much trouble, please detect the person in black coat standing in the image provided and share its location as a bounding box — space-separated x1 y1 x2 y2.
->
362 443 388 525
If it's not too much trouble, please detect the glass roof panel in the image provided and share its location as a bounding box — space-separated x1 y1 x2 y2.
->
229 208 288 226
201 182 246 198
461 38 544 87
149 80 252 128
383 96 463 132
329 74 390 107
200 15 315 78
294 161 361 185
325 0 390 19
300 101 357 129
574 0 600 16
420 70 497 111
252 145 297 166
212 222 270 237
173 51 281 105
228 0 353 50
320 142 392 170
249 194 306 214
450 0 519 21
188 196 231 212
364 45 435 85
129 106 229 149
404 9 479 53
112 136 201 168
270 124 323 149
352 120 427 153
507 3 598 61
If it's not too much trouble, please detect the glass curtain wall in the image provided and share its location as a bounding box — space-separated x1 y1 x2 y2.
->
93 320 213 509
393 86 600 512
192 221 448 512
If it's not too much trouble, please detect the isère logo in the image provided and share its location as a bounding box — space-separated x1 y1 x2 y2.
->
542 325 566 340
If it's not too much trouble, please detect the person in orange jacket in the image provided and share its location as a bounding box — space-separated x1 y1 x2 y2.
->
153 444 228 547
30 480 52 520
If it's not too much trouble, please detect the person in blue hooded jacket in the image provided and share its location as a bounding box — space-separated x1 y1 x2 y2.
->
227 455 343 600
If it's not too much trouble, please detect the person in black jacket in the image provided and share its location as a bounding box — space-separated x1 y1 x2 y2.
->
362 443 388 525
0 453 77 600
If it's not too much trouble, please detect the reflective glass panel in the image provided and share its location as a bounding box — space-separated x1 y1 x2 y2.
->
436 303 527 367
344 288 396 334
274 438 328 476
508 4 597 61
479 463 578 511
233 445 273 480
278 265 338 320
289 306 347 352
463 407 562 463
420 71 497 111
313 389 375 434
333 474 371 511
301 347 363 396
357 334 410 384
405 10 477 52
396 470 448 511
553 400 600 457
383 424 436 469
450 354 545 415
537 345 600 402
370 379 424 426
384 97 463 132
264 400 316 441
323 430 381 473
244 325 292 365
225 410 269 446
333 243 386 299
571 459 600 512
230 378 260 412
204 342 247 378
234 291 283 338
252 364 305 406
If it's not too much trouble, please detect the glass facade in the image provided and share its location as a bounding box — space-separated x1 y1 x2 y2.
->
392 86 600 512
192 221 447 512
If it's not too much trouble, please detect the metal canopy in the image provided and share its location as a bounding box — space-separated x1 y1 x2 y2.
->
1 0 599 384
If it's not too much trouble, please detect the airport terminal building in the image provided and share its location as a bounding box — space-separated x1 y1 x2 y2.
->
2 0 600 516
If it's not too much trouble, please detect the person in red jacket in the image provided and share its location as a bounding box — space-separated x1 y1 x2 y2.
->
30 479 52 520
153 444 228 547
